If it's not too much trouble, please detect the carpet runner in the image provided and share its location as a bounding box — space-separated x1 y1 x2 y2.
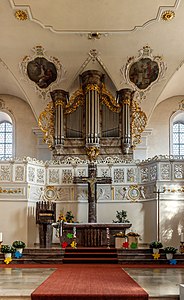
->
31 264 148 300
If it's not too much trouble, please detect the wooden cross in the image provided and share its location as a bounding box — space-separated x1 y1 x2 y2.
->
73 163 112 223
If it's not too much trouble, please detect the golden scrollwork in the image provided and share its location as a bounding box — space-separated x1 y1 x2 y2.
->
15 10 28 21
65 89 84 114
84 84 101 94
101 84 121 113
38 102 55 149
161 10 175 21
55 99 67 108
86 146 100 161
131 100 147 148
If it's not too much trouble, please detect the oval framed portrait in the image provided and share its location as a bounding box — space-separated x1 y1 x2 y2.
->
127 186 140 201
44 186 57 201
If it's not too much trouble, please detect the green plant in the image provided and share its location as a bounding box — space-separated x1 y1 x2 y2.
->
163 246 177 254
65 211 74 223
1 244 16 253
12 240 26 249
149 241 163 249
112 210 130 223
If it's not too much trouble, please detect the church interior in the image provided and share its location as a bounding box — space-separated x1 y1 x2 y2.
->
1 0 184 299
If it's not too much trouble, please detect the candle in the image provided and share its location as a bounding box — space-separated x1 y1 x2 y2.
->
0 232 2 242
181 233 184 242
60 221 63 237
73 226 77 238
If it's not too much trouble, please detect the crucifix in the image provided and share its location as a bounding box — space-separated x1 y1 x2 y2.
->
73 162 112 223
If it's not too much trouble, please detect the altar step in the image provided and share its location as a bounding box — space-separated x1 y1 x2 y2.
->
63 247 118 264
0 247 184 265
0 248 65 264
117 249 184 264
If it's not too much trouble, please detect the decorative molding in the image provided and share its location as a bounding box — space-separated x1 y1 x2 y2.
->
9 0 180 33
121 45 167 102
15 10 28 21
161 10 175 21
20 46 64 100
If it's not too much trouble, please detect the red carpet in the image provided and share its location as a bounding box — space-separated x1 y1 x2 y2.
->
31 264 148 300
0 263 183 268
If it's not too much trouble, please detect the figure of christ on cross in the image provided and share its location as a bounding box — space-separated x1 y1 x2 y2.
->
73 163 112 223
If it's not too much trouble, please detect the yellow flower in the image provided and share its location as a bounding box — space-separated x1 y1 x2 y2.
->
4 257 12 264
152 253 160 260
70 241 77 249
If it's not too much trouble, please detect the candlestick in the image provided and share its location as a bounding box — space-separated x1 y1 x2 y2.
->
106 227 110 249
181 233 184 242
60 221 63 237
0 232 2 242
73 226 77 238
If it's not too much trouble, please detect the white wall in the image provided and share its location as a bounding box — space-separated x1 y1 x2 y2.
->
147 96 183 158
1 94 38 159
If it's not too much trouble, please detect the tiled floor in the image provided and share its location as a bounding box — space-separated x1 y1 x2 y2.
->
0 267 183 299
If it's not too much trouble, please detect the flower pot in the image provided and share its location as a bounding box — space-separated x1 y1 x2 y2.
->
4 253 12 259
128 236 138 249
166 253 173 260
115 237 127 249
153 248 160 254
16 248 23 254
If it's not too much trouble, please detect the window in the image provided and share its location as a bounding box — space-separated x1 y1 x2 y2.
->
173 122 184 156
0 111 13 159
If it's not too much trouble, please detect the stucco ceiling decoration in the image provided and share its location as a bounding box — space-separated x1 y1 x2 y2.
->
14 9 28 20
20 46 65 100
121 46 167 102
10 0 179 33
67 49 117 94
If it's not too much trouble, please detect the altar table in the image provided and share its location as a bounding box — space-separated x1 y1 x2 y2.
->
60 223 132 247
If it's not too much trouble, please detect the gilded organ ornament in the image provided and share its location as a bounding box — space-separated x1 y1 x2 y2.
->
131 100 147 148
86 146 100 161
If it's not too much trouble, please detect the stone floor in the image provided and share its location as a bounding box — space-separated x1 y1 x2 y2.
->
0 267 183 299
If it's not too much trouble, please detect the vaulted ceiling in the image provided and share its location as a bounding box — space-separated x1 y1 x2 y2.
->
0 0 183 122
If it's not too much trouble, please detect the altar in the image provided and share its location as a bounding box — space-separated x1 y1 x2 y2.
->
60 223 132 247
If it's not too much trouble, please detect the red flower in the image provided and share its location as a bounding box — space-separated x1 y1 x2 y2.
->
123 241 129 248
61 241 68 248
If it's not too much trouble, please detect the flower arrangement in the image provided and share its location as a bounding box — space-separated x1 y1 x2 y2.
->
127 232 140 237
149 241 163 249
12 240 26 249
163 246 177 254
113 232 128 238
112 210 130 223
57 211 74 223
1 245 16 253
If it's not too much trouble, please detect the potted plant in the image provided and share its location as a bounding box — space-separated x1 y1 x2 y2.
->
127 232 140 249
12 240 26 253
163 246 177 260
1 244 16 258
113 232 128 249
149 241 163 254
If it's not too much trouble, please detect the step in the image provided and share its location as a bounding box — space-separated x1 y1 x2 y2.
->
63 257 118 264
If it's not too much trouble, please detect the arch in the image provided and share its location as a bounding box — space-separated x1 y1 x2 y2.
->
170 110 184 156
0 110 14 159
